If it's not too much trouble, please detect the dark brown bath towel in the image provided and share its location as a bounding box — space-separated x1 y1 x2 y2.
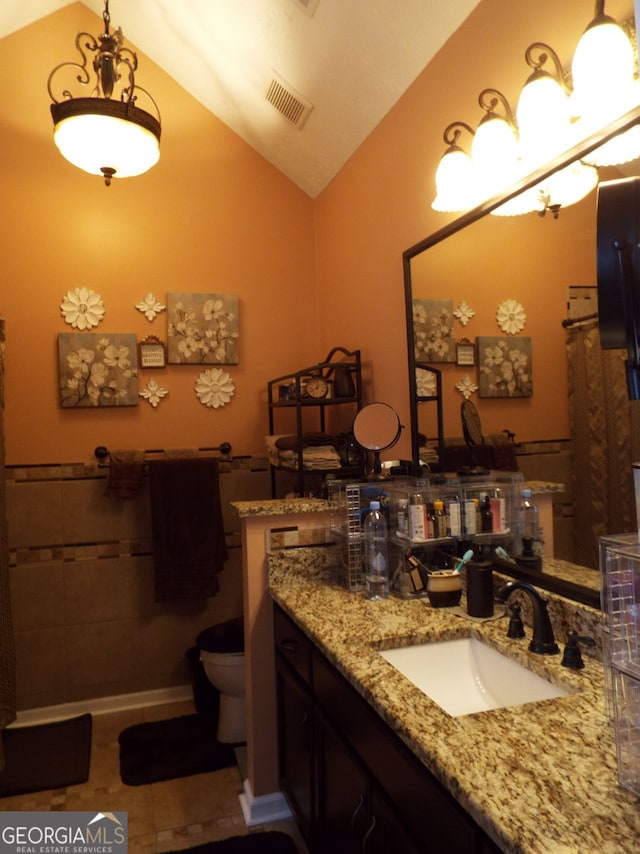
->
149 458 228 601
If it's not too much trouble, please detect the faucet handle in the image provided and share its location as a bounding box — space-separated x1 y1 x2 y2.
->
507 603 526 639
561 630 596 669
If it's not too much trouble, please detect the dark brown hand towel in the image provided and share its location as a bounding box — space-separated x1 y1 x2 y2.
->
149 458 228 601
104 449 145 499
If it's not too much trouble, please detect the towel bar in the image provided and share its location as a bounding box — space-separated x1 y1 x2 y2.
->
94 442 232 464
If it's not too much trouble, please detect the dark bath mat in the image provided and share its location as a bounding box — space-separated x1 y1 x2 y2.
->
0 713 92 798
165 832 299 854
119 713 237 786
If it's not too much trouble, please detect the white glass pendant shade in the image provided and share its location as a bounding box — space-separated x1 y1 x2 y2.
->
541 160 599 209
471 115 519 199
432 147 477 212
51 100 160 181
491 187 539 217
517 74 573 165
582 80 640 166
571 18 636 130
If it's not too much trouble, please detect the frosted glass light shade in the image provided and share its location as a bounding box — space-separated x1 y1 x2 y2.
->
491 187 539 217
517 74 573 164
51 98 161 180
471 115 519 199
571 18 636 129
541 161 599 209
431 148 477 212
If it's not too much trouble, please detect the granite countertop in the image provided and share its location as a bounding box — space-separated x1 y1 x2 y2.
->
231 497 332 517
268 548 640 854
525 480 565 494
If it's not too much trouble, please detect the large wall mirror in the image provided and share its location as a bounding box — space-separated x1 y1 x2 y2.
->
403 106 640 607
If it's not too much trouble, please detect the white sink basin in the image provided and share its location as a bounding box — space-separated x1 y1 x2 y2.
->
380 637 568 717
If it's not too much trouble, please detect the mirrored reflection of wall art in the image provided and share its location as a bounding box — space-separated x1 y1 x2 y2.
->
412 299 455 363
167 293 239 364
58 333 138 408
477 336 532 398
415 366 437 398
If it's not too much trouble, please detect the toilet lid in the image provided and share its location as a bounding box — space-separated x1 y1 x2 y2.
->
197 617 244 654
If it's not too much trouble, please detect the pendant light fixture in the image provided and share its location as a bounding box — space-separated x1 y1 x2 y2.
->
48 0 161 186
430 2 639 217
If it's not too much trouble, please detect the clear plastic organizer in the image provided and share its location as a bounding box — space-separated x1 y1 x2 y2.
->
600 533 640 796
327 473 524 591
600 534 640 677
611 668 640 796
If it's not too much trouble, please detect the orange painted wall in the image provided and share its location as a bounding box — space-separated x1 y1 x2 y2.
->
314 0 634 459
0 0 635 467
0 4 317 465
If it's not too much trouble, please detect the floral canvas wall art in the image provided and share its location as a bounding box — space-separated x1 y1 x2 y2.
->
477 336 533 398
167 293 239 364
58 333 138 407
412 299 455 363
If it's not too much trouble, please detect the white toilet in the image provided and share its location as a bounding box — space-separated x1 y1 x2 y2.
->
197 617 246 744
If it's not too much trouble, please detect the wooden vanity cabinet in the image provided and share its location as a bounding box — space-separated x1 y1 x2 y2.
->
274 605 315 840
274 605 502 854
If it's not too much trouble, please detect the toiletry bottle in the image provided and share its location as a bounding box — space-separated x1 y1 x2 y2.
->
518 488 539 555
426 503 436 538
481 495 493 532
463 499 476 535
363 500 389 599
433 499 447 537
490 488 506 532
448 496 462 537
396 497 409 538
409 492 428 541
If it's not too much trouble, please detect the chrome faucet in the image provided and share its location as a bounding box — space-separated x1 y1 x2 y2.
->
496 581 560 655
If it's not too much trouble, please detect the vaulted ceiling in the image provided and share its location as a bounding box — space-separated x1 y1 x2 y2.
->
0 0 480 196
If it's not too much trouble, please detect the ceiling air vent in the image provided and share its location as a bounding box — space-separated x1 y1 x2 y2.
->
292 0 320 16
265 73 313 129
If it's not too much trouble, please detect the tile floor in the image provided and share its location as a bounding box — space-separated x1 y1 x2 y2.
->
0 700 307 854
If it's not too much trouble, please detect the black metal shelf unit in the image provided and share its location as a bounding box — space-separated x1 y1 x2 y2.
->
267 347 362 497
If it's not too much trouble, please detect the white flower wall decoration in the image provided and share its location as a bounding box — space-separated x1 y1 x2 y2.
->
139 378 169 408
195 368 235 409
416 367 437 398
496 299 526 334
453 300 475 326
60 287 105 330
456 374 478 399
136 293 166 322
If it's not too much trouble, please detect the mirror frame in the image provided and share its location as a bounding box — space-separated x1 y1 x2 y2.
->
402 105 640 608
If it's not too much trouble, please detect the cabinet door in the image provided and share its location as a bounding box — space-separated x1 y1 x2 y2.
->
370 788 424 854
275 660 314 840
315 707 371 854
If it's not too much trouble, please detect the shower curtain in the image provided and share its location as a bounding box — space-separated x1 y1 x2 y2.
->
0 317 16 768
566 320 640 569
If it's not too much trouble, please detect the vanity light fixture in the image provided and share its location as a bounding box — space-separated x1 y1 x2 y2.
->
47 0 161 186
431 1 638 216
431 122 478 212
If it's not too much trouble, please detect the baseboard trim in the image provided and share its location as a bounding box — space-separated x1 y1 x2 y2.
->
239 778 292 827
11 684 193 727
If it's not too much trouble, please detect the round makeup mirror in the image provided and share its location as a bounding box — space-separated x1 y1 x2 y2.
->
353 402 403 479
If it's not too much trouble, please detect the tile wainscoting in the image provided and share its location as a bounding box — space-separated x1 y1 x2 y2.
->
5 455 271 711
